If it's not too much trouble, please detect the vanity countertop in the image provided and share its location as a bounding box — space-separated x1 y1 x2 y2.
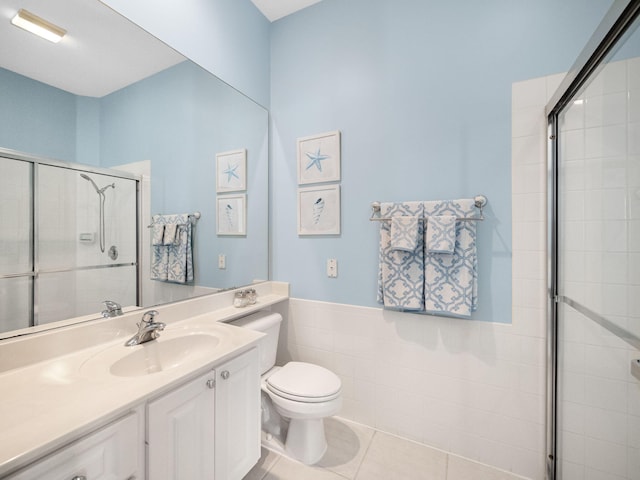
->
0 283 289 477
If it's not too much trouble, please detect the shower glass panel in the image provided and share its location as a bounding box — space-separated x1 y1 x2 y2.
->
37 165 138 324
0 151 139 334
554 10 640 480
0 157 32 329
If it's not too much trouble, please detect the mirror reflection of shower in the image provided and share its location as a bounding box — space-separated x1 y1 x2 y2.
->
80 173 115 253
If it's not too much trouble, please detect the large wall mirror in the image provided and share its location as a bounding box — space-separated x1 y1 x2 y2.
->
0 0 269 338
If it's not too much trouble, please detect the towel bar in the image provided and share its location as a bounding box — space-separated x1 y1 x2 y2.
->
369 195 486 222
147 211 201 228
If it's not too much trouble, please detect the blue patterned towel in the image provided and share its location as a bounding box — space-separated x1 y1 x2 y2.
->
150 214 194 284
152 224 165 246
423 199 477 318
426 215 456 254
163 224 178 245
377 202 425 311
390 216 419 252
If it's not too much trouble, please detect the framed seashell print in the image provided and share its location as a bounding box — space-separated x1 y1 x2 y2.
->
216 194 246 236
297 185 340 235
297 131 341 185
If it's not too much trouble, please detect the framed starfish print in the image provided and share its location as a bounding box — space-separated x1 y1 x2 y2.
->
216 148 247 192
297 130 341 185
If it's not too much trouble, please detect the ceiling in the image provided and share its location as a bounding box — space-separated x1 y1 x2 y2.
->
251 0 323 22
0 0 184 97
0 0 323 98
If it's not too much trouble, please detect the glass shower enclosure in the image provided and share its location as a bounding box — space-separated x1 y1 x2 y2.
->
0 149 138 334
547 1 640 479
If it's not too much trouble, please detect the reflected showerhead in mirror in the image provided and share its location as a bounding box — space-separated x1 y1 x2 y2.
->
80 173 115 194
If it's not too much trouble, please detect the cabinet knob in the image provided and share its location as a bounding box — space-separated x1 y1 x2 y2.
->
221 370 230 380
70 476 87 480
206 378 215 389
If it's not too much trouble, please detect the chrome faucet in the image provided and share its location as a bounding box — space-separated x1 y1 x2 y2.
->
102 300 123 318
124 310 166 346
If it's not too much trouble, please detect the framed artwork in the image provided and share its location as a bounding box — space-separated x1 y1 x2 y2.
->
297 130 340 185
216 148 247 192
297 185 340 235
217 194 246 236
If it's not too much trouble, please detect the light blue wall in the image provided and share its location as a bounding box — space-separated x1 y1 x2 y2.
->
99 61 269 288
100 0 271 108
0 68 77 161
270 0 612 322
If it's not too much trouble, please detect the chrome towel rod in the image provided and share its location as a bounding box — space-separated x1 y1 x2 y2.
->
147 211 201 228
369 195 487 222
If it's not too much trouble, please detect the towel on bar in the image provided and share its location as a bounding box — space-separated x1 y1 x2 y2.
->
163 224 178 245
426 215 456 254
390 216 420 252
150 214 194 284
423 199 478 318
377 202 425 311
152 224 165 246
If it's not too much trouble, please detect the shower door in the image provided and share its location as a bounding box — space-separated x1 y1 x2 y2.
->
549 2 640 479
0 151 139 334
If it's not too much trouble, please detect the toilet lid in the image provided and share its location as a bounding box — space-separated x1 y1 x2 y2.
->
266 362 341 401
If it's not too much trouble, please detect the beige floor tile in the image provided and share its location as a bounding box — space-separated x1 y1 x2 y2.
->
447 455 526 480
356 431 448 480
243 448 281 480
316 417 375 479
264 456 349 480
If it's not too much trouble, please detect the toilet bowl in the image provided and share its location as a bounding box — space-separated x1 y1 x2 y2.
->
229 312 342 465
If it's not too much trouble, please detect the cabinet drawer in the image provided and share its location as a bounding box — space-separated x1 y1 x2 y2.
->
7 411 141 480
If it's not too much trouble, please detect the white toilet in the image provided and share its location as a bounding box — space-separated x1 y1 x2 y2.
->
229 311 342 465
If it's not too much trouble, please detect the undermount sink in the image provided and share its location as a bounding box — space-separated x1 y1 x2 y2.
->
81 333 221 378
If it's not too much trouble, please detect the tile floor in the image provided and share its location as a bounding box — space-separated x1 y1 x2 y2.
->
243 417 526 480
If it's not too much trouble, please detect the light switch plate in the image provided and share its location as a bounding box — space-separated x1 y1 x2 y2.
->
218 254 226 269
327 258 337 278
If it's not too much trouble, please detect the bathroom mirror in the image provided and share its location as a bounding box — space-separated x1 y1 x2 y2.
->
0 0 269 337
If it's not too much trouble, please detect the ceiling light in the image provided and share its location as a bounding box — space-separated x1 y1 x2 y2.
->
11 9 66 43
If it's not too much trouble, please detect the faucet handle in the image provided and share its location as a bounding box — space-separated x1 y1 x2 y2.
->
141 309 160 324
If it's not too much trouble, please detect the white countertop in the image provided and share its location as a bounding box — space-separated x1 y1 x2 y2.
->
0 282 289 477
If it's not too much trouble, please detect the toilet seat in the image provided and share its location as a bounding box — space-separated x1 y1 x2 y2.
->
266 362 341 403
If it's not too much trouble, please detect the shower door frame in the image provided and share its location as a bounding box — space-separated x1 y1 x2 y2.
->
0 146 141 328
545 0 640 478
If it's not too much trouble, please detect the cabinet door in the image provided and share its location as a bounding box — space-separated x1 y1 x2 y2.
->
215 348 260 480
147 370 216 480
7 410 141 480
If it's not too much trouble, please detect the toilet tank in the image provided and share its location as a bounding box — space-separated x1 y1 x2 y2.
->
229 311 282 374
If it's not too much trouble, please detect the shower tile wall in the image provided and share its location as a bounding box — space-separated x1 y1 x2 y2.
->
556 57 640 480
270 76 559 479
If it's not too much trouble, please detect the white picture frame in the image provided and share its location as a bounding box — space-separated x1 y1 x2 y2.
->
297 185 340 235
216 194 246 236
216 148 247 192
297 130 340 185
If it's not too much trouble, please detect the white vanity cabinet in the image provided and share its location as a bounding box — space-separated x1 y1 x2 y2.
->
6 410 143 480
214 347 260 480
146 347 260 480
147 369 217 479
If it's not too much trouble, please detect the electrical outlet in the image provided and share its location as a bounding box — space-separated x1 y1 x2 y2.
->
327 258 338 278
218 254 226 269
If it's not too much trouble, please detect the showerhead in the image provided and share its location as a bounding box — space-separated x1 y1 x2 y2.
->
80 173 115 194
80 173 100 194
